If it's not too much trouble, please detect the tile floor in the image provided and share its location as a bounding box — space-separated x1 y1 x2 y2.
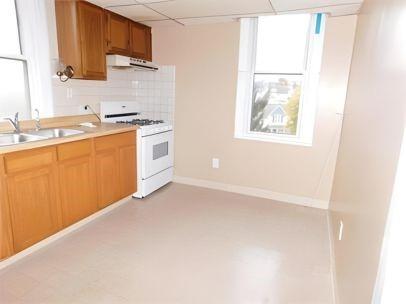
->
0 183 333 304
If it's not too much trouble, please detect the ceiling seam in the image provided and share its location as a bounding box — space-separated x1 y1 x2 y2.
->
279 2 363 13
134 0 185 26
267 0 278 14
105 0 174 9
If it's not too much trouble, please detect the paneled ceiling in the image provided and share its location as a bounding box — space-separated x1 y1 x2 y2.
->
86 0 364 26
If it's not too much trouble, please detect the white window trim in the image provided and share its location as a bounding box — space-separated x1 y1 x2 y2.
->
234 15 326 147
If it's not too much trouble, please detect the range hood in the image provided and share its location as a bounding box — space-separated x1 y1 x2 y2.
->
106 55 158 71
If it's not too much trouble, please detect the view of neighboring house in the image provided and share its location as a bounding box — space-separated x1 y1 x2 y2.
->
251 76 301 135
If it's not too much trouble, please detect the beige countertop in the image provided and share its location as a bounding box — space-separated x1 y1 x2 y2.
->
0 123 138 154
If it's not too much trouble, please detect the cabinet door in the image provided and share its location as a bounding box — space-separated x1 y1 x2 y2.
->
95 149 120 209
119 145 137 197
130 22 152 61
0 156 13 259
7 166 60 252
59 156 98 227
77 1 106 80
106 11 131 56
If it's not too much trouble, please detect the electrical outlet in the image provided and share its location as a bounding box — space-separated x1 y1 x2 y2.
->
79 105 92 115
212 158 220 169
339 220 344 241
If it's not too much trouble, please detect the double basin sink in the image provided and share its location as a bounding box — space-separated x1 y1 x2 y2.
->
0 128 85 147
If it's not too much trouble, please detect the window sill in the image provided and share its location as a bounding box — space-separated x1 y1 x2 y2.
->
234 133 313 147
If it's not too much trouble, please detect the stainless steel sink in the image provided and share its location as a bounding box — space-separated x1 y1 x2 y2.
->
0 133 47 146
27 128 85 138
0 128 85 147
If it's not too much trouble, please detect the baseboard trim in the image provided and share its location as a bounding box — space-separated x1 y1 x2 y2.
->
173 175 329 210
0 196 133 271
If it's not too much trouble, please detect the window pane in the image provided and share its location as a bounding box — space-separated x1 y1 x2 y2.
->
250 74 302 136
0 59 30 119
0 0 21 54
255 15 310 73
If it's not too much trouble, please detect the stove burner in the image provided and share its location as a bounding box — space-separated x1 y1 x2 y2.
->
117 119 165 126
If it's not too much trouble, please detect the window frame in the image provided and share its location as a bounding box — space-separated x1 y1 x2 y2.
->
0 0 32 119
235 14 326 146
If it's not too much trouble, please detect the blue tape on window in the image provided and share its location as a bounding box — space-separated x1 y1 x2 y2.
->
315 13 323 34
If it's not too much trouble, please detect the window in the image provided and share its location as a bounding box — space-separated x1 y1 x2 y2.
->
0 0 31 119
235 14 325 146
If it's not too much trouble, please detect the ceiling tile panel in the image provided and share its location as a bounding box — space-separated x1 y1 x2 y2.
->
270 0 363 12
107 5 165 21
146 0 275 19
86 0 137 8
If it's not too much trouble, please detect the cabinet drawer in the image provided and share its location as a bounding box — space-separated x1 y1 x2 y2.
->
4 147 56 174
95 131 136 152
58 139 92 161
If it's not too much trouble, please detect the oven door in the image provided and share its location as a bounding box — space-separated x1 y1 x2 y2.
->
142 130 174 179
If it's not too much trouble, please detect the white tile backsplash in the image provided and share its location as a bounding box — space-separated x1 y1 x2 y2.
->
52 66 175 124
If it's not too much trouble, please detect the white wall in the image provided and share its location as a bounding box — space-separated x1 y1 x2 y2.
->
329 0 406 302
152 16 357 207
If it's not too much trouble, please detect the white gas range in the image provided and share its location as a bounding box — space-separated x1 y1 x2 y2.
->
101 102 174 198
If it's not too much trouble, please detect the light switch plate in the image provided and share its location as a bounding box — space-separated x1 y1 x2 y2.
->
212 158 220 169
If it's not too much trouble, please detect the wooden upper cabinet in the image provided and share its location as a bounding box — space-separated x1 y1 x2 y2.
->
130 22 152 61
105 11 131 56
55 0 106 80
104 9 152 61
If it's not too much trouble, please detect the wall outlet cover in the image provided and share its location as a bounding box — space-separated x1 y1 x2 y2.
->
212 158 220 169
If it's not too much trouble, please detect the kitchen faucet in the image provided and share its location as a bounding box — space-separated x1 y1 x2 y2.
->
4 112 21 133
34 109 41 130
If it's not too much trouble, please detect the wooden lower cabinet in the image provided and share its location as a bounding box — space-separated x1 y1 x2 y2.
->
0 130 137 259
6 152 61 252
119 145 137 197
95 148 120 208
58 140 98 227
0 156 14 260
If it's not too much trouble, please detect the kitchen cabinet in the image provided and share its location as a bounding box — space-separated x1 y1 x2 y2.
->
55 0 107 80
104 9 152 60
58 140 98 227
130 22 152 61
105 11 131 56
95 132 137 208
0 156 13 260
0 130 136 259
95 149 120 209
4 148 62 253
119 145 137 197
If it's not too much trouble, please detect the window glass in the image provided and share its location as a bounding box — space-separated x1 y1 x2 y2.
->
255 15 310 73
251 74 302 135
0 0 21 55
0 59 30 117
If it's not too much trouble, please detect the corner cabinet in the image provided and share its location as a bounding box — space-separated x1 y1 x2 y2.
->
105 11 131 56
105 10 152 61
55 0 107 80
130 22 152 61
0 131 137 260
